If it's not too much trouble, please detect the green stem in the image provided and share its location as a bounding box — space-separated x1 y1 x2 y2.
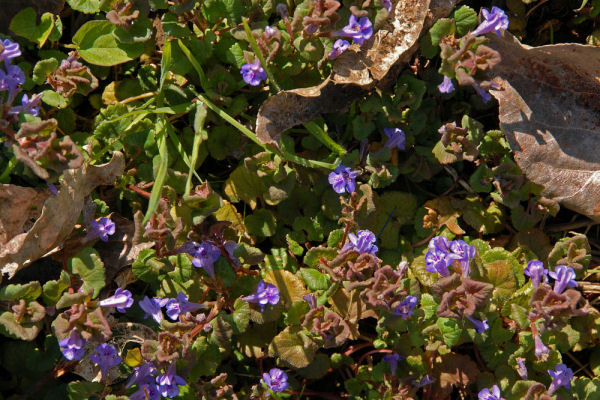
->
303 120 346 156
242 18 281 92
317 281 340 306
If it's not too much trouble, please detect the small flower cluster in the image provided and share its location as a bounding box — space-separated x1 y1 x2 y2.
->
86 216 116 242
0 39 40 118
139 292 202 324
425 236 476 277
243 280 280 312
262 368 289 393
524 260 577 294
341 229 378 256
179 240 238 278
128 362 186 399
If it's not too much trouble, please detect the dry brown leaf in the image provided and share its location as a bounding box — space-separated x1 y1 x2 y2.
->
0 185 50 245
430 353 479 399
488 33 600 220
0 152 125 278
255 0 457 147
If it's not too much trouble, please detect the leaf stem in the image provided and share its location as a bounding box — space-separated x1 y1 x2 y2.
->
242 18 281 92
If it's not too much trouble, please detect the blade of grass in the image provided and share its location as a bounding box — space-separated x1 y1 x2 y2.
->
242 18 281 92
185 103 207 195
303 121 346 156
143 117 169 225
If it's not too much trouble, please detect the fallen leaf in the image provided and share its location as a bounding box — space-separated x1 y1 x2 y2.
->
255 0 457 148
488 33 600 220
0 185 50 245
0 152 125 278
430 352 479 399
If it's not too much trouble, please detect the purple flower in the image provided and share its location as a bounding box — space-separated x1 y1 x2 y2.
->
438 76 455 93
223 240 240 266
549 264 577 294
428 236 451 253
383 127 406 150
328 39 350 59
449 240 476 276
337 15 373 45
156 363 186 398
382 0 392 12
240 60 267 86
126 362 157 388
0 64 25 100
547 364 573 394
478 384 501 400
524 260 548 289
47 182 58 195
99 288 134 313
425 248 452 277
165 292 202 320
180 241 222 278
412 374 435 387
243 280 280 312
90 343 122 380
59 329 86 361
0 39 21 63
515 357 528 380
265 26 277 38
534 334 549 360
87 217 116 242
472 7 509 37
139 296 166 324
303 293 317 309
472 83 492 104
130 383 161 400
262 368 289 393
383 353 403 375
328 165 360 194
466 315 489 333
276 3 289 18
343 230 378 255
393 296 417 319
8 93 41 117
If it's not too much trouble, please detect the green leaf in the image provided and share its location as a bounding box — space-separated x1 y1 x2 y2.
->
268 326 318 368
303 246 338 268
224 164 264 209
296 353 330 379
0 282 41 302
56 292 89 309
190 336 221 379
10 8 55 47
232 298 251 333
67 381 104 400
264 269 307 308
32 58 58 85
437 317 462 347
43 271 71 305
67 0 103 13
42 90 68 109
132 249 165 283
286 300 310 325
143 118 169 224
246 209 277 237
452 6 478 36
202 0 247 24
67 247 106 298
298 268 331 291
72 20 144 66
0 303 44 341
483 259 516 303
420 18 455 58
421 293 438 320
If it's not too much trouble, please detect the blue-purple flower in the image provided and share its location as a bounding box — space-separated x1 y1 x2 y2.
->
243 280 280 312
547 364 573 394
328 165 360 194
156 363 186 398
59 329 86 361
139 296 167 324
262 368 289 393
328 39 350 59
549 264 577 294
472 82 492 104
180 241 222 278
383 127 406 150
515 357 528 380
240 60 267 86
343 229 378 256
428 236 451 253
90 343 122 380
478 384 501 400
8 93 41 117
383 353 403 375
425 248 453 277
165 292 202 320
0 64 25 99
534 334 549 360
524 260 548 289
449 240 476 276
337 15 373 45
303 293 317 309
0 39 21 63
130 383 161 400
438 76 455 93
99 288 134 313
382 0 392 12
265 26 277 38
412 374 435 387
87 217 116 242
466 315 489 333
472 7 509 37
126 362 157 388
426 236 476 277
393 296 417 319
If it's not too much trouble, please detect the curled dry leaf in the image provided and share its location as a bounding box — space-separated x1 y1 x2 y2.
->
488 33 600 220
0 152 125 278
256 0 458 148
0 185 50 245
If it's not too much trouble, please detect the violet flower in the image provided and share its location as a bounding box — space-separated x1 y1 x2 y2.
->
223 240 241 266
99 288 134 313
59 329 86 361
383 127 406 150
534 334 549 360
265 26 277 38
383 353 403 375
428 236 451 253
328 39 350 59
412 374 435 387
165 292 202 320
382 0 392 12
243 280 280 312
180 241 222 278
8 93 41 117
303 293 317 309
130 383 161 400
126 362 157 388
338 15 373 45
0 64 25 100
472 7 509 37
328 165 360 194
240 60 267 86
524 260 548 289
393 296 418 319
438 76 455 93
0 39 21 63
87 217 116 242
449 240 476 276
466 315 489 333
276 3 288 18
425 248 452 277
156 363 186 398
139 296 167 324
343 229 378 256
478 384 502 400
472 82 492 103
549 264 577 294
90 343 122 380
262 368 289 393
515 357 528 380
547 364 573 394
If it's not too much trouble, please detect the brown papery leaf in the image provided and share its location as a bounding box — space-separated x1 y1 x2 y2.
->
255 0 457 148
488 33 600 220
0 185 50 245
430 353 479 399
0 152 125 278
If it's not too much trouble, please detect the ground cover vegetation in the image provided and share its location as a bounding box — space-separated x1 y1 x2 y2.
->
1 0 600 399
